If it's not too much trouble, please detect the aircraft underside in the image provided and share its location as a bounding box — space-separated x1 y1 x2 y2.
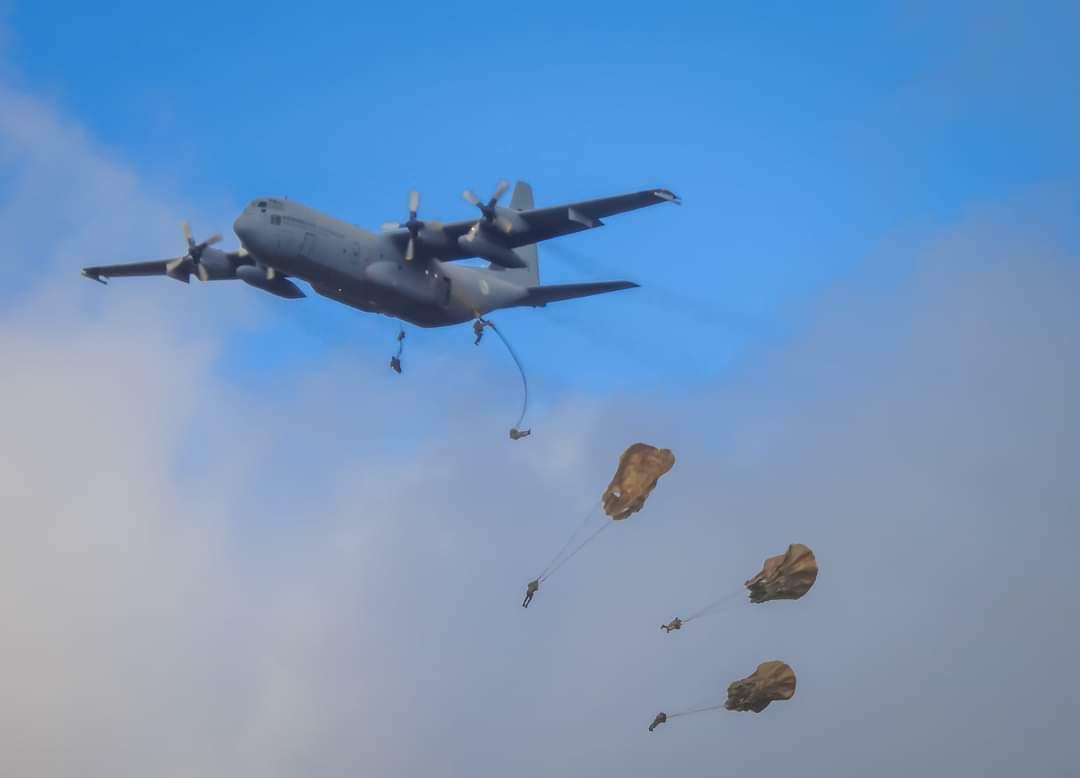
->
309 281 472 328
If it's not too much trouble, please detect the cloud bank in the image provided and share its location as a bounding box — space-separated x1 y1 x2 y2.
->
2 79 1078 778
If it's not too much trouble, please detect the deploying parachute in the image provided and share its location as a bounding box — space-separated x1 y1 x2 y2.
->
524 443 675 607
745 543 818 604
660 543 818 632
648 660 797 731
472 317 532 440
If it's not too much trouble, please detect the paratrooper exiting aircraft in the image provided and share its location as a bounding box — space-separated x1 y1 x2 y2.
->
80 180 680 328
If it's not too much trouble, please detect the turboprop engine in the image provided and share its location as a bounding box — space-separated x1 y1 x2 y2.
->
456 181 527 269
456 225 527 269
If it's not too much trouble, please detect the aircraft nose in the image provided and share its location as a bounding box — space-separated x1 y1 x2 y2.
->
233 213 250 243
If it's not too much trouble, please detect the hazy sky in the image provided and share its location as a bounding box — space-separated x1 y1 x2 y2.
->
2 3 1078 777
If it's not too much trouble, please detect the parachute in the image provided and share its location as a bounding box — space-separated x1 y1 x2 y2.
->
725 660 797 712
648 660 797 730
660 543 818 631
524 443 675 605
601 443 676 519
745 543 818 604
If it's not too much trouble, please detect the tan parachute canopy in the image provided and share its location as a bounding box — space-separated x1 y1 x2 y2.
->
725 661 797 713
744 543 818 604
602 443 675 520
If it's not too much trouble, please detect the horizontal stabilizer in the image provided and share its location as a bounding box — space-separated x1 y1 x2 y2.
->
522 281 639 307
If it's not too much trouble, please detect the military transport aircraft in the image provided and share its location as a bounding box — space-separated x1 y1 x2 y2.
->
80 180 680 328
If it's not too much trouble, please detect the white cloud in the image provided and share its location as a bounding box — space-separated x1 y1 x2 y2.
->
1 76 1079 778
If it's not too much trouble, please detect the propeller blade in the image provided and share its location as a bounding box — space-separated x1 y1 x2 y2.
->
405 235 415 261
165 259 191 283
463 189 481 206
196 263 210 283
491 179 509 203
463 223 480 242
182 221 194 246
201 232 223 248
382 221 402 231
266 267 276 281
408 190 420 215
165 257 187 273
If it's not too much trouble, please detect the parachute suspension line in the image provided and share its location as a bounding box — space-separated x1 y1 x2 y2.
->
669 703 728 719
476 317 530 438
682 588 746 623
535 503 602 582
540 519 611 584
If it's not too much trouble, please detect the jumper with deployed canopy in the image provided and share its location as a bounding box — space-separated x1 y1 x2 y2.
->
659 543 819 632
648 660 797 731
522 443 675 607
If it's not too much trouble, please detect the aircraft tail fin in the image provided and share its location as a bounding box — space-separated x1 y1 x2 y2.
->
502 181 539 286
522 280 639 307
510 180 534 211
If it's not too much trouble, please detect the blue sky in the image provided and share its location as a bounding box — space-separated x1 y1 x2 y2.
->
8 0 1077 399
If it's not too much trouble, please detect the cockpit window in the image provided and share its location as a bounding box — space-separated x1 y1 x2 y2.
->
257 200 268 208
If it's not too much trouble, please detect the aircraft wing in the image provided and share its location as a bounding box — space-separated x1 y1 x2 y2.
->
80 259 182 283
521 280 640 306
80 249 252 284
506 188 681 246
388 187 680 261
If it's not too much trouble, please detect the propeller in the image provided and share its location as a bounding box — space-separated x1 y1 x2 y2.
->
463 180 514 234
382 191 441 261
165 221 222 281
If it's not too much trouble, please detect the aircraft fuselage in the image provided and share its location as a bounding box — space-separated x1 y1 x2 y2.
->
232 197 527 327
